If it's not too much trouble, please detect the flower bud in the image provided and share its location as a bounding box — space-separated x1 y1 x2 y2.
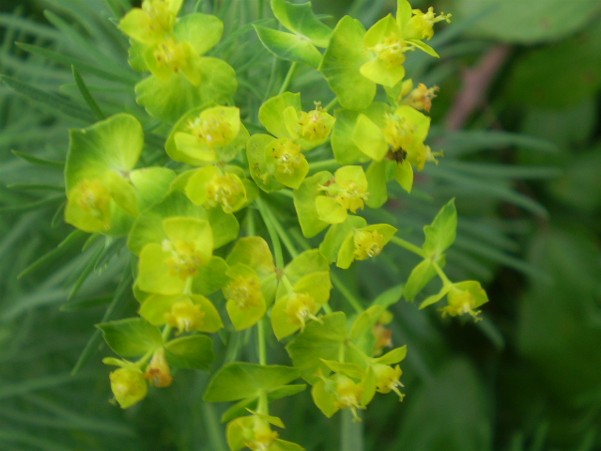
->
145 348 173 388
109 366 148 409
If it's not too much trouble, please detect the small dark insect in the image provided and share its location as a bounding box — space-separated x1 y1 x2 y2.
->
386 147 407 163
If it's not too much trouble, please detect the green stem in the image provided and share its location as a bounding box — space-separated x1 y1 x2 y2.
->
257 198 284 268
278 62 298 95
309 159 339 172
341 409 364 451
245 207 256 236
324 97 339 112
390 236 426 258
259 199 299 258
161 325 172 342
432 260 452 287
257 319 267 365
202 403 228 451
332 273 363 314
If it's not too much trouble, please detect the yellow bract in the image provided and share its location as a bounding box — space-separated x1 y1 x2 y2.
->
165 299 206 333
372 35 406 67
330 179 368 213
206 173 246 213
442 286 483 320
109 367 148 409
353 229 386 260
333 375 364 421
284 292 318 331
373 364 404 400
297 107 333 142
272 139 305 175
162 239 204 279
407 7 452 41
223 276 263 310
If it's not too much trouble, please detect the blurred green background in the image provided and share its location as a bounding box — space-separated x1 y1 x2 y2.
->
1 0 600 450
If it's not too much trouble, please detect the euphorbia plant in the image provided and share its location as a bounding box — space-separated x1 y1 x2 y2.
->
56 0 487 448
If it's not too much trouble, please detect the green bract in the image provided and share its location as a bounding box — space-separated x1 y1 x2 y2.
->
321 16 375 111
38 0 488 446
167 106 248 165
254 0 332 68
120 7 237 122
136 217 213 295
65 113 174 234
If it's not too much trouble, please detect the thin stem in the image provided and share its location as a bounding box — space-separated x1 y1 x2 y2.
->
324 97 339 112
341 409 364 451
390 236 425 258
161 325 172 342
257 319 267 365
432 260 452 286
332 273 363 314
309 159 339 172
260 200 299 258
256 198 284 268
278 62 298 95
245 207 256 236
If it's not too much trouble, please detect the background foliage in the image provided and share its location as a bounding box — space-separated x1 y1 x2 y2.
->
1 0 600 450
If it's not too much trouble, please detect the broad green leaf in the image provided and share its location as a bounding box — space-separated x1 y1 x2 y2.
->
174 13 223 55
331 102 389 164
191 256 229 295
320 216 367 263
422 198 457 259
226 236 276 278
418 285 450 310
246 134 285 192
366 161 391 208
135 57 237 122
331 109 369 164
272 271 332 339
352 114 387 161
286 312 347 383
373 283 404 308
140 293 223 332
166 105 245 165
207 208 240 249
204 363 300 402
320 16 375 111
404 259 437 301
127 193 205 255
97 318 163 357
130 167 176 211
65 113 143 190
315 195 347 224
311 378 338 417
293 171 331 237
270 0 332 47
259 91 301 139
348 305 386 341
106 172 138 216
254 26 322 68
137 243 188 295
393 159 413 192
361 15 405 87
282 249 329 286
374 345 407 365
165 334 214 370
